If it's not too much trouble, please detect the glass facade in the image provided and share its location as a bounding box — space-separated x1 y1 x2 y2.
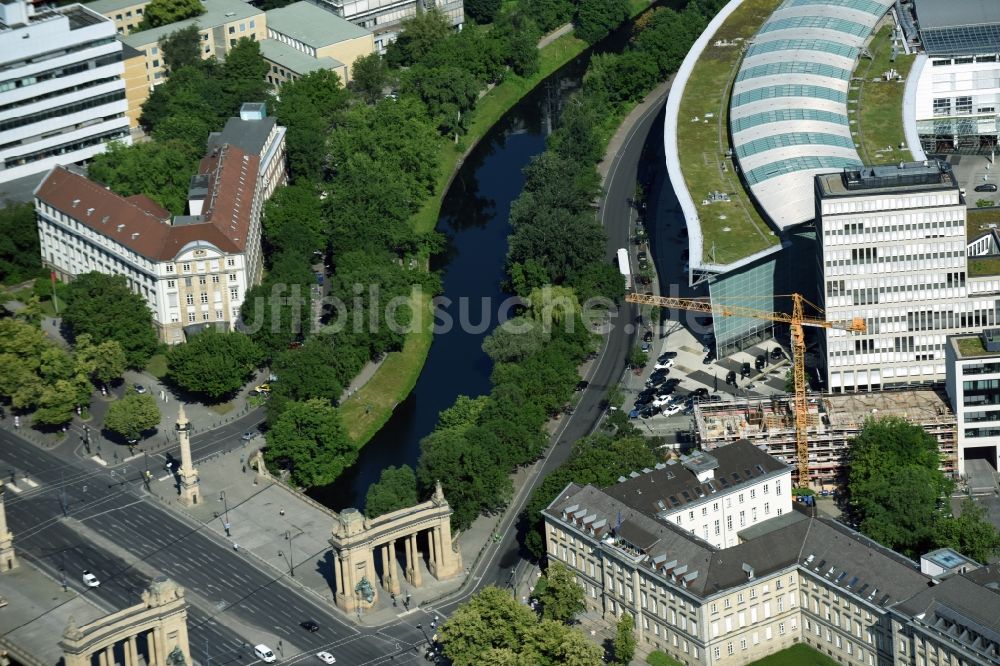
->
731 109 849 133
731 84 847 109
761 16 869 38
744 39 859 60
744 156 862 185
783 0 885 15
709 258 777 358
736 61 850 83
736 132 855 159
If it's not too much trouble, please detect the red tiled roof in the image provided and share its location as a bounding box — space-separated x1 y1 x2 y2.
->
35 146 261 263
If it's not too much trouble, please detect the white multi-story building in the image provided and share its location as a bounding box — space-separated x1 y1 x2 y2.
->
815 161 1000 392
0 0 130 185
906 0 1000 154
945 330 1000 476
307 0 462 53
34 105 285 344
602 442 792 551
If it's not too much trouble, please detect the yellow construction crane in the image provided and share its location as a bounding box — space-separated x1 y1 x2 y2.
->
625 292 865 486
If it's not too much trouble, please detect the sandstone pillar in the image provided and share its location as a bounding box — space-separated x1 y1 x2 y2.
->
175 406 199 506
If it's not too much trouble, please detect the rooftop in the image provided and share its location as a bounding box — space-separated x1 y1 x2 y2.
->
914 0 1000 56
604 440 789 517
729 0 894 228
913 0 1000 30
121 0 262 49
259 38 342 75
815 160 958 198
264 1 369 47
206 110 278 157
672 0 782 268
86 0 148 15
950 331 1000 359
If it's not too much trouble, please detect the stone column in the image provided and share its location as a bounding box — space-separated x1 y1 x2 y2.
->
152 627 165 666
175 406 199 506
427 528 438 577
127 637 139 666
98 649 108 666
409 534 422 587
334 555 344 594
434 517 462 579
104 645 114 666
388 540 400 595
0 483 17 571
380 544 391 592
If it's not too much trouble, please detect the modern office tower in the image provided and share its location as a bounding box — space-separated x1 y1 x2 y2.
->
945 330 1000 475
0 0 129 185
815 161 998 392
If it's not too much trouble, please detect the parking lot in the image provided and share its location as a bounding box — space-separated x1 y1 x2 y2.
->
945 154 1000 205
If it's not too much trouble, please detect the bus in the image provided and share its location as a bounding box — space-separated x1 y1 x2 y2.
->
617 248 631 290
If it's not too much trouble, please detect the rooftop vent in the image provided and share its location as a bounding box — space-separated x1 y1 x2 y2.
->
131 232 139 240
741 562 755 580
86 207 94 216
72 199 80 207
116 224 125 232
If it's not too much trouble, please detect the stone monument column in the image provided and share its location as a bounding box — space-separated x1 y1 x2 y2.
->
175 406 199 505
0 482 18 571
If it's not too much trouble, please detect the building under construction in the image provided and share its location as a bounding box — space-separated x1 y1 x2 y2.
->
693 388 956 487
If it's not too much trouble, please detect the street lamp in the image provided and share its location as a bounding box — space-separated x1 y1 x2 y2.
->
282 531 299 577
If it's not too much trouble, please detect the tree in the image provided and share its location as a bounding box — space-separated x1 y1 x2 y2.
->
482 317 547 363
166 329 265 400
439 587 600 666
934 498 1000 564
33 378 86 427
364 465 419 518
523 0 575 33
402 65 479 136
628 344 647 369
161 24 202 73
265 398 356 487
536 562 585 623
464 0 500 24
613 613 636 665
384 8 452 67
0 202 41 283
269 338 351 409
138 0 204 29
222 38 271 106
575 0 629 44
350 52 389 104
273 70 349 182
74 334 127 385
846 417 954 557
262 183 326 256
63 273 159 369
104 391 161 442
88 140 200 215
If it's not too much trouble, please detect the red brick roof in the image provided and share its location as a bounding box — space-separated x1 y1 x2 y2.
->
35 145 261 263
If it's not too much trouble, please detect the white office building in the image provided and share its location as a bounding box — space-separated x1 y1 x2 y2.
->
600 441 792 551
816 161 1000 392
307 0 462 52
906 0 1000 154
0 0 130 185
945 330 1000 476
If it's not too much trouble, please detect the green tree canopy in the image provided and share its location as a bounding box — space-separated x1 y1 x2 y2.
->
438 586 601 666
464 0 501 24
523 0 575 33
166 329 265 400
934 498 1000 564
63 273 159 369
272 70 349 182
88 140 200 215
104 391 161 442
613 613 636 665
138 0 204 30
265 398 356 487
262 183 326 256
575 0 629 44
222 38 271 105
535 562 585 623
161 24 202 72
384 8 452 67
74 334 127 386
364 465 419 518
350 52 389 104
269 338 348 409
0 202 41 283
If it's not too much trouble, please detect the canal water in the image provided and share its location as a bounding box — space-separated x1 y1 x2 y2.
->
309 18 647 511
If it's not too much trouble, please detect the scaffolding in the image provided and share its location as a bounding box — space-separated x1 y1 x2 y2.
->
694 388 957 487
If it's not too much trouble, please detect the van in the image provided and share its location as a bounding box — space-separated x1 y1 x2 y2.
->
254 645 276 663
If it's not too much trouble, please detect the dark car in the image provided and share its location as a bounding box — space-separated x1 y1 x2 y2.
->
726 369 737 384
691 388 709 399
301 620 320 633
655 386 676 398
755 354 766 371
658 351 678 362
702 354 714 365
646 375 667 388
664 377 682 388
639 407 658 419
770 347 784 361
975 183 998 192
634 395 653 407
643 330 653 343
706 394 723 403
740 362 752 378
574 380 589 392
638 387 657 399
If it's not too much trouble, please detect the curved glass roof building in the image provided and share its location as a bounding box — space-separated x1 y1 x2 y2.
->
730 0 894 228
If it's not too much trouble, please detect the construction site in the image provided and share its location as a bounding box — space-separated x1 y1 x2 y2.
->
693 388 957 487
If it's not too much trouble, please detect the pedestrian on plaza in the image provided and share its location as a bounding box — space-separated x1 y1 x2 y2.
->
233 543 240 551
279 508 285 516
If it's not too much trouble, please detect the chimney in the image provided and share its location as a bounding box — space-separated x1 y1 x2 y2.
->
742 562 755 580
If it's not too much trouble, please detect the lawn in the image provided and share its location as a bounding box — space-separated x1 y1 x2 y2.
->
966 208 1000 276
676 0 782 266
749 644 842 666
145 353 169 380
956 335 987 357
850 25 916 165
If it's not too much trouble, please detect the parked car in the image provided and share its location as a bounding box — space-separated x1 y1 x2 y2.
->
628 409 640 419
634 395 653 407
658 351 678 362
755 354 766 371
664 377 682 388
640 342 652 353
702 354 714 365
653 359 675 370
975 183 998 192
652 395 675 408
690 388 709 399
133 384 147 394
646 375 667 388
740 362 752 378
639 407 658 419
254 646 277 663
662 404 684 417
706 394 723 402
726 369 737 385
241 430 256 441
574 380 589 392
82 570 100 587
315 653 336 664
770 347 784 361
643 330 653 342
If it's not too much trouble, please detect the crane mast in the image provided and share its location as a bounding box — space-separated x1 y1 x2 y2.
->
624 292 865 486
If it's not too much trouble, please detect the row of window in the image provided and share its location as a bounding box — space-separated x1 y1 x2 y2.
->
166 259 237 274
4 122 127 168
0 90 125 134
822 193 958 215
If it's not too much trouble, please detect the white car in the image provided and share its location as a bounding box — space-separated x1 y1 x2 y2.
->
82 570 100 587
254 645 276 663
662 404 684 417
652 396 675 409
653 359 675 370
316 653 336 664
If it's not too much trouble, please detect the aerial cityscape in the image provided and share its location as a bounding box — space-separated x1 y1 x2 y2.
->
1 0 1000 664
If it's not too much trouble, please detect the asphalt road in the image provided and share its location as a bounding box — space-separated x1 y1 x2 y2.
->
0 428 433 666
